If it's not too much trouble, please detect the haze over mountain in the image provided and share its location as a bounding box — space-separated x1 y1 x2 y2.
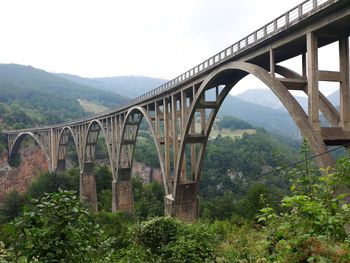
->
236 89 308 111
57 73 166 99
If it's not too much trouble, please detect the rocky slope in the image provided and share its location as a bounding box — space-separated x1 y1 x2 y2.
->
0 146 48 202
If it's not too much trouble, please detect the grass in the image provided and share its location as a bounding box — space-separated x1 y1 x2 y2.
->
77 99 109 113
209 128 256 139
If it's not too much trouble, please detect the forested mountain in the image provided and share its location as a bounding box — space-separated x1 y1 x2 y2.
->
58 73 166 99
0 64 128 129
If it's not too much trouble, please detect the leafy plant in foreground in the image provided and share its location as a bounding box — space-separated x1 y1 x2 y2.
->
258 157 350 262
9 189 113 263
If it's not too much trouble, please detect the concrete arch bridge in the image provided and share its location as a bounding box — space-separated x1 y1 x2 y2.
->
4 0 350 221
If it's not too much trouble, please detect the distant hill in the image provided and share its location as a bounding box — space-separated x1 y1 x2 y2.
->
217 95 299 138
57 73 166 99
327 90 339 107
235 88 308 111
0 64 127 128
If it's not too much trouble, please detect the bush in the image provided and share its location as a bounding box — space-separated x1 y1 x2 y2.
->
257 157 350 262
0 190 27 223
135 217 181 254
9 189 113 262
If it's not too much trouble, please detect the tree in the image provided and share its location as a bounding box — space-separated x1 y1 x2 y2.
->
0 191 27 223
11 189 113 262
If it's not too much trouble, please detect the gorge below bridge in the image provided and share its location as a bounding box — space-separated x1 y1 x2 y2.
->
3 0 350 221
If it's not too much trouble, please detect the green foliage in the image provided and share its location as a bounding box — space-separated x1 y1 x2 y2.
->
0 191 27 223
9 190 114 263
165 223 217 263
95 165 112 194
27 169 79 199
135 217 181 254
134 217 217 262
257 157 350 262
134 132 160 168
96 211 134 250
133 176 165 219
219 115 253 130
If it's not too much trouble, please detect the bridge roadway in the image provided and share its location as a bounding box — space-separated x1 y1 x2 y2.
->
3 0 350 221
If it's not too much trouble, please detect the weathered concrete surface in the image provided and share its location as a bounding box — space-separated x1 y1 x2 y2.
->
81 162 97 212
0 146 48 203
112 180 134 214
165 182 198 223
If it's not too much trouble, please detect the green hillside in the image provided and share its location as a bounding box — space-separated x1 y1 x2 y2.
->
0 64 128 128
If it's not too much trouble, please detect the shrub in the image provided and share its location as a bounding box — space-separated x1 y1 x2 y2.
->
135 217 181 254
10 189 113 262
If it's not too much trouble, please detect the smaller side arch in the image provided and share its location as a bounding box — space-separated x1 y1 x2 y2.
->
56 126 80 172
83 120 114 170
117 106 167 193
112 106 167 213
80 119 115 212
9 132 52 172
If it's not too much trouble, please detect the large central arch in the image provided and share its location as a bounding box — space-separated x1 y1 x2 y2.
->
9 132 52 171
170 61 334 220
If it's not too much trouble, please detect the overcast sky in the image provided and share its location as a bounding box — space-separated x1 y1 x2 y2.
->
0 0 341 95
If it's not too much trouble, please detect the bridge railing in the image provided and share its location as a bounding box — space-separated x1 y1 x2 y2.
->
123 0 336 107
3 0 338 134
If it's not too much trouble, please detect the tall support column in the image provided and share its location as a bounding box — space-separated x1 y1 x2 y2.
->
302 53 307 78
163 98 171 182
180 90 187 180
112 179 133 214
168 182 198 222
339 37 350 131
50 128 56 172
81 162 97 212
307 32 321 131
270 49 275 77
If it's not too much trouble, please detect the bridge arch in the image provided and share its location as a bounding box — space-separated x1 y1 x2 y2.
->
80 119 116 212
117 106 166 190
170 61 334 220
9 132 51 171
56 126 80 171
113 106 167 212
83 119 114 169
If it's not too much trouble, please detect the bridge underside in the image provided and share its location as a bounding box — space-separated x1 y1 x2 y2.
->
4 0 350 221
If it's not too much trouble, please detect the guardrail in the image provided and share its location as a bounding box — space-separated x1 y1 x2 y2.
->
4 0 338 134
105 0 337 114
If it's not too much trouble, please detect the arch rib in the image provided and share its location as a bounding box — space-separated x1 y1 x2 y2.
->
9 132 52 172
174 61 334 202
56 126 81 170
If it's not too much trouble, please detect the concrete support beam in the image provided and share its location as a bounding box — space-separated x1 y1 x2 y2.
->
307 32 321 131
56 159 66 172
270 49 275 77
164 182 198 222
339 37 350 131
80 162 97 212
112 180 133 214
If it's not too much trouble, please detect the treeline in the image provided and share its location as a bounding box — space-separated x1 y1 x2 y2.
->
0 156 350 261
